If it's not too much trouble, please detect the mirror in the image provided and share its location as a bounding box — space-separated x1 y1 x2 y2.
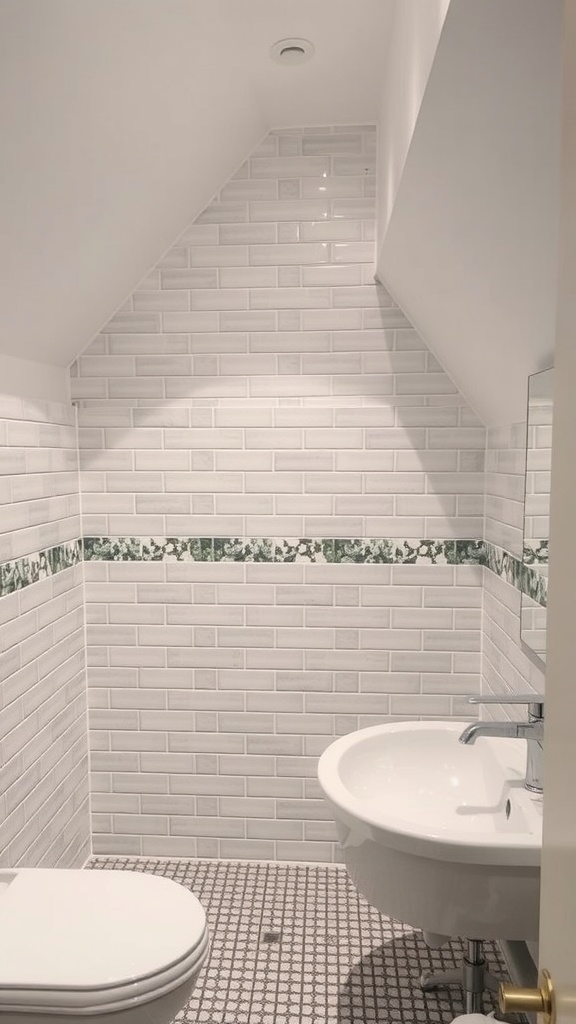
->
521 367 553 661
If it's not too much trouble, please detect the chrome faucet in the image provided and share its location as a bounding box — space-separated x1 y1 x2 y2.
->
459 695 545 793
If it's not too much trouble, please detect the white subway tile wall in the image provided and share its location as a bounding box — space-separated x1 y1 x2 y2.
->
73 126 487 859
0 397 80 563
84 559 483 858
0 395 90 866
484 423 526 558
481 424 545 721
524 397 552 550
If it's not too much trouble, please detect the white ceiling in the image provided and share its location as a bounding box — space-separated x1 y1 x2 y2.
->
0 0 394 369
222 0 394 128
1 0 565 429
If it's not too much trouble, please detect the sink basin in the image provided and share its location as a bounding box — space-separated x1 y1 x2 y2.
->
318 721 542 941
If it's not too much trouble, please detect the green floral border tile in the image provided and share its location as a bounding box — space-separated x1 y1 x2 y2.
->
485 542 523 589
142 537 191 561
80 536 481 567
215 538 274 562
141 537 214 561
78 536 544 608
2 534 547 606
398 540 454 565
40 539 81 577
332 539 392 564
521 563 548 608
0 539 81 598
0 554 40 596
523 539 549 565
274 539 327 563
78 536 484 568
83 537 141 561
484 541 547 608
453 540 487 565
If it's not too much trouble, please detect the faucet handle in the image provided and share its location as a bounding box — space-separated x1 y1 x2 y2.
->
469 695 545 719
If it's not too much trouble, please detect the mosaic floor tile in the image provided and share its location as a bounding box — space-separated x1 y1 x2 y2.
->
89 857 508 1024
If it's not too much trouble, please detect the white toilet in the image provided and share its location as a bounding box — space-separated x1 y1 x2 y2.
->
0 868 209 1024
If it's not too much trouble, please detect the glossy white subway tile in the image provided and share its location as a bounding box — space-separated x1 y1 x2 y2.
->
249 242 330 266
332 241 375 263
219 178 278 201
189 245 248 267
219 266 276 288
219 223 276 245
302 134 363 155
249 199 329 222
301 175 365 198
332 156 377 176
301 264 362 286
249 331 331 352
250 156 330 178
332 198 376 219
133 290 190 312
61 127 498 860
300 220 363 242
250 286 330 309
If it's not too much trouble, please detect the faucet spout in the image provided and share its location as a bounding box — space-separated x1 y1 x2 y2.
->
460 722 513 744
459 720 543 745
458 697 545 793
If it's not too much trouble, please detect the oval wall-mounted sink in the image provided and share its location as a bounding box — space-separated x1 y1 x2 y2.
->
318 721 542 941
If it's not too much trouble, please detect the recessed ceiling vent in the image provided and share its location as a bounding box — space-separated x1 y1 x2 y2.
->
270 38 315 65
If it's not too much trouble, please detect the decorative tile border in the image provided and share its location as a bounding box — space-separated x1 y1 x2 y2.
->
523 539 549 565
0 539 82 598
81 536 548 608
82 536 464 566
484 541 547 608
0 536 547 608
522 564 548 607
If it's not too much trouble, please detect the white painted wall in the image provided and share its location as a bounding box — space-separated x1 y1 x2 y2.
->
377 0 563 427
0 0 266 369
376 0 450 249
0 355 69 403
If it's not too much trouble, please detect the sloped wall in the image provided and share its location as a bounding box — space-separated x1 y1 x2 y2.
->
377 0 450 246
378 0 562 426
71 127 487 860
0 1 266 369
0 355 69 403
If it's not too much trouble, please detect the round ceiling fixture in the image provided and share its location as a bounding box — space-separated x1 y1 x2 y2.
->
270 38 315 65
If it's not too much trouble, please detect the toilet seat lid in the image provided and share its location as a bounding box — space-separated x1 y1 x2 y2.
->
0 869 206 991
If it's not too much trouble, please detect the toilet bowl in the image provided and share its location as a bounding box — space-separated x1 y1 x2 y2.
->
0 868 209 1024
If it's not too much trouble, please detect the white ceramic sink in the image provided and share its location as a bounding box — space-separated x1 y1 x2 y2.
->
318 721 542 941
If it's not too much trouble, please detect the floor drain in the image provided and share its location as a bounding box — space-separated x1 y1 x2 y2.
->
261 930 281 944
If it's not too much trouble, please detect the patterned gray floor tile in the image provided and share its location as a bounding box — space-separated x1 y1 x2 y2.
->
88 857 507 1024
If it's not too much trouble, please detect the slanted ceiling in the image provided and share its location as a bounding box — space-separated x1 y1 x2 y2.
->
0 0 394 369
377 0 563 426
1 0 565 430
